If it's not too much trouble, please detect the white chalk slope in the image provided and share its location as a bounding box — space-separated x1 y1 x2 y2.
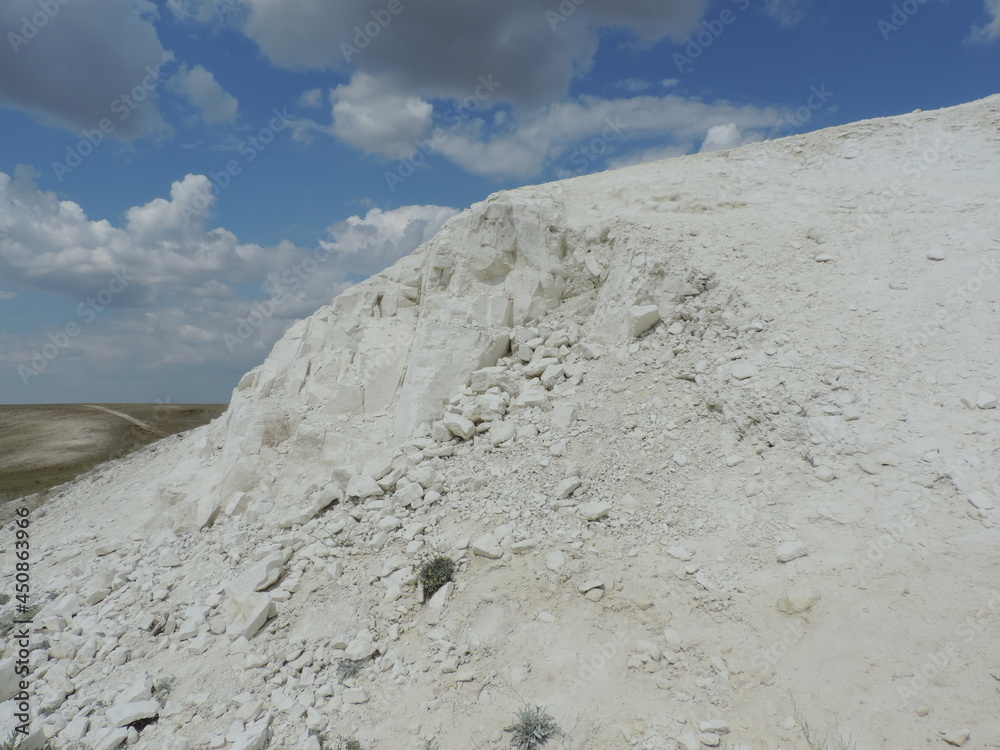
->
5 95 1000 750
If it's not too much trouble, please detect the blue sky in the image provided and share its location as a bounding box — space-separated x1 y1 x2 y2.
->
0 0 998 405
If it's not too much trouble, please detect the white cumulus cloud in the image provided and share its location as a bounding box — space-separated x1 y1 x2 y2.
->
970 0 1000 41
319 205 458 278
330 73 434 158
299 88 325 108
700 123 745 152
764 0 809 26
0 166 457 396
414 94 785 178
167 64 239 124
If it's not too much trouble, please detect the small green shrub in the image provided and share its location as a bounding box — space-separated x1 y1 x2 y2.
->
0 593 9 606
419 556 456 600
153 678 174 699
504 705 561 750
337 737 362 750
335 528 359 548
0 601 42 636
337 658 366 682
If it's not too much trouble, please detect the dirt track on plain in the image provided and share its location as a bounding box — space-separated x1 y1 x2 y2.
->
0 403 225 506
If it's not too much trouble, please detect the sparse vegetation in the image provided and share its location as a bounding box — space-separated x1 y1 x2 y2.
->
0 593 9 606
153 677 174 699
336 737 362 750
504 705 562 750
792 701 857 750
0 603 40 637
418 555 456 600
830 730 859 750
335 527 359 548
793 702 824 750
337 658 366 682
0 732 44 750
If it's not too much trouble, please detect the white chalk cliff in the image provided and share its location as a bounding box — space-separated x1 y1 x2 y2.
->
5 95 1000 750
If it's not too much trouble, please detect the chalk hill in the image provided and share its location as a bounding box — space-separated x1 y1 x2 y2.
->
5 95 1000 749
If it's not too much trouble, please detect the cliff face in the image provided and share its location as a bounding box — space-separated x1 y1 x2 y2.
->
13 95 1000 750
210 191 568 508
207 175 757 517
208 91 1000 523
